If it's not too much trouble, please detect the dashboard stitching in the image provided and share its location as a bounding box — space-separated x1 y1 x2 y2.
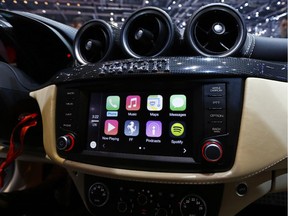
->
243 34 252 57
64 157 287 185
248 34 256 58
238 156 287 181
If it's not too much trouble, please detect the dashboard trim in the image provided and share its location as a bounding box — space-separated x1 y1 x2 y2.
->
53 57 287 83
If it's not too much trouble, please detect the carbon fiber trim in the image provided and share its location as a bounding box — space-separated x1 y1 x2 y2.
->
53 57 287 84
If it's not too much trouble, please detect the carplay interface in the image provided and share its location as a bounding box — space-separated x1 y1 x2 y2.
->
87 91 194 157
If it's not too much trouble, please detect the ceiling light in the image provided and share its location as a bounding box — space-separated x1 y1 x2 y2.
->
172 1 176 4
276 12 287 19
24 0 28 4
34 1 38 5
110 12 114 16
178 4 182 7
168 6 171 10
145 0 149 4
244 2 249 7
266 6 270 10
13 0 17 3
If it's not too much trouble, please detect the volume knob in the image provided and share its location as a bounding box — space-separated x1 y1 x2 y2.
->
202 140 223 162
57 134 75 151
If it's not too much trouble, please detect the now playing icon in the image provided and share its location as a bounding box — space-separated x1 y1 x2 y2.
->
170 122 185 138
104 120 118 135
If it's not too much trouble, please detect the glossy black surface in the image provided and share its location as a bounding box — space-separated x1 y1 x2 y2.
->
53 57 287 84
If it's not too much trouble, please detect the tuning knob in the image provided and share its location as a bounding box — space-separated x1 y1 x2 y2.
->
202 140 223 162
57 133 75 151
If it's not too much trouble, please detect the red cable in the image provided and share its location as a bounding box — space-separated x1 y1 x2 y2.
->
0 113 38 188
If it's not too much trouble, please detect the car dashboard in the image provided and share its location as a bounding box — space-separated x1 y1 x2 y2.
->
0 3 287 216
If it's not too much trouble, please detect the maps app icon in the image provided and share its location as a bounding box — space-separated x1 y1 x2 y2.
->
147 95 163 111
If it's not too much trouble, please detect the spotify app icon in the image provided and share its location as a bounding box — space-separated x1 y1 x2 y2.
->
170 122 185 138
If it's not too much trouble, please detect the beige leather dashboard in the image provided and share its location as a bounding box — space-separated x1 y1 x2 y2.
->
30 77 287 216
30 77 287 183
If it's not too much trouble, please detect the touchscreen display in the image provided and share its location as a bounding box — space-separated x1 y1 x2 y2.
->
87 91 196 158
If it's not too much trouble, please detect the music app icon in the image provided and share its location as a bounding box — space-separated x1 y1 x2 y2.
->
126 95 141 111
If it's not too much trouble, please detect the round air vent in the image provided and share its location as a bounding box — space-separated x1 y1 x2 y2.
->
74 20 115 64
120 7 174 58
185 3 247 57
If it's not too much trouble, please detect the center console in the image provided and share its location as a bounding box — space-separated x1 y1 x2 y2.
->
56 76 244 173
31 55 287 216
84 175 223 216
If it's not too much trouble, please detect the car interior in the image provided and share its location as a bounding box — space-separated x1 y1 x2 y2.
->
0 0 287 215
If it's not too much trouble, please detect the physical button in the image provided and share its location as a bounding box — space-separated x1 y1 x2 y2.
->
205 97 226 110
204 83 226 97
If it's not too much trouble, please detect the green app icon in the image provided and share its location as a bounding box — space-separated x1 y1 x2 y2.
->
170 95 186 111
106 96 120 110
170 122 185 137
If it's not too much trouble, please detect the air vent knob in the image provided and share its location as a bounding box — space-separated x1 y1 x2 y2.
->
135 28 154 41
213 22 225 35
85 39 102 51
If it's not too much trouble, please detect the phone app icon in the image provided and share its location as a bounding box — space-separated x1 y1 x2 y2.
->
170 95 186 111
147 95 163 111
124 120 139 136
106 96 120 111
126 96 141 111
170 122 185 138
146 121 162 137
104 120 118 135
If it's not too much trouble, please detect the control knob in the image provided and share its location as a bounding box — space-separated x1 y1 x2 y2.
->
155 208 168 216
202 139 223 162
88 182 109 207
56 133 75 151
117 201 128 213
180 194 207 216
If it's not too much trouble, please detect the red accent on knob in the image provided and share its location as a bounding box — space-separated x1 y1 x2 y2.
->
57 134 75 151
202 140 223 162
65 134 75 151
